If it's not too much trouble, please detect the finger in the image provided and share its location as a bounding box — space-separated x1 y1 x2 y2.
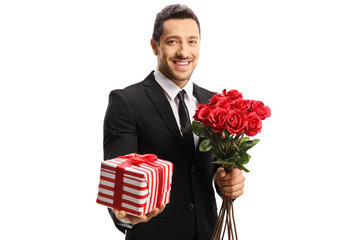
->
221 181 244 194
113 209 147 225
130 205 165 224
144 207 160 222
138 214 148 222
223 189 244 198
158 204 166 213
118 210 126 217
218 176 244 187
219 170 245 183
113 209 126 220
231 168 243 177
222 169 243 181
126 214 148 225
227 188 244 198
222 188 244 198
221 182 245 197
216 167 226 178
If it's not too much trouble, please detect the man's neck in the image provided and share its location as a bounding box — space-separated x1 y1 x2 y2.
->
172 79 189 89
156 68 190 89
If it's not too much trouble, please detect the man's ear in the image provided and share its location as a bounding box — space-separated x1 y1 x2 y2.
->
150 39 158 55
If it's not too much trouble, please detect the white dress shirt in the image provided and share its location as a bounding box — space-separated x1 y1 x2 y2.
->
153 68 200 148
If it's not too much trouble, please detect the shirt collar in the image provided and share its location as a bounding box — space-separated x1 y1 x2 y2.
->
154 68 194 101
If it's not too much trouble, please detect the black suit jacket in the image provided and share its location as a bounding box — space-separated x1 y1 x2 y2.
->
103 72 219 240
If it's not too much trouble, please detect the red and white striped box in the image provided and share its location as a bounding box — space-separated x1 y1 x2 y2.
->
96 153 173 217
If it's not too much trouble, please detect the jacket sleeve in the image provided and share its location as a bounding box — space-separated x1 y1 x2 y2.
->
103 90 138 234
103 90 138 160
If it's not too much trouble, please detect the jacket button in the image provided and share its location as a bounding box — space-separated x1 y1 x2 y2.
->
188 203 195 211
190 165 195 172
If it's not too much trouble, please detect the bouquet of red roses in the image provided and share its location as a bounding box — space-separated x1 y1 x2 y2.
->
192 89 271 239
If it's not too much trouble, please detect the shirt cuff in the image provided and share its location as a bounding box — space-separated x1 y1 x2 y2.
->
116 218 134 229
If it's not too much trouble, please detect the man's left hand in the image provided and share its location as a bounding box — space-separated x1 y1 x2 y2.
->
215 167 245 199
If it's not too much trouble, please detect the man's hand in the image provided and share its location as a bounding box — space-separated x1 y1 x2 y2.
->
215 167 245 198
112 204 166 225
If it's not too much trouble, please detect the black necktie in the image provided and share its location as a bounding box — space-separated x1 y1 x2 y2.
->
177 90 195 156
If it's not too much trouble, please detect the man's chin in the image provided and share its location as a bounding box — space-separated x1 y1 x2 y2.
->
172 72 194 82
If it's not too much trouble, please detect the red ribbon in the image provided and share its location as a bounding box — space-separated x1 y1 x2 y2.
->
113 153 164 212
118 153 157 167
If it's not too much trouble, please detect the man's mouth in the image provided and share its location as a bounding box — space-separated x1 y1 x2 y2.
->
175 61 190 66
172 60 191 67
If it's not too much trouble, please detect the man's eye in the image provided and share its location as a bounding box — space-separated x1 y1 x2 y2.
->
167 40 177 44
189 41 197 45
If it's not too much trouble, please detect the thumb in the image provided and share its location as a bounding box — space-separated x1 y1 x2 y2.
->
217 167 226 178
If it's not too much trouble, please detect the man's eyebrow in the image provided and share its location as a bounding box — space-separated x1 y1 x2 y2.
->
164 35 199 40
164 35 180 40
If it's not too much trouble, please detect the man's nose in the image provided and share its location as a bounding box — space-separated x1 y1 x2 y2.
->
176 42 189 58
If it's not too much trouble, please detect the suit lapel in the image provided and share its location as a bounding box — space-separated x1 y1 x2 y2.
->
143 72 184 150
193 83 214 105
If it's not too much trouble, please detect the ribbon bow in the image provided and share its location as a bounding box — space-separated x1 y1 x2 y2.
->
119 153 157 167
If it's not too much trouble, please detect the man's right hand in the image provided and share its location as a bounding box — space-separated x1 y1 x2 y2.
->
112 204 166 225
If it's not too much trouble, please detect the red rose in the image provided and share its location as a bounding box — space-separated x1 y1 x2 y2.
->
233 99 251 113
226 110 247 135
245 112 262 137
193 104 204 122
195 105 214 127
208 108 227 132
216 97 234 110
209 93 223 105
222 89 243 100
250 100 271 120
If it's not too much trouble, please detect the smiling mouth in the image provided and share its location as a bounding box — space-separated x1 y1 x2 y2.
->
173 60 191 66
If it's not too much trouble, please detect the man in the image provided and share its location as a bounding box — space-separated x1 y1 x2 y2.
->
103 4 245 240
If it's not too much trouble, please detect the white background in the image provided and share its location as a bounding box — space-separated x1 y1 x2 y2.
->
1 0 359 239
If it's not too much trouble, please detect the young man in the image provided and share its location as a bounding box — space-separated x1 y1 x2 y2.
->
103 4 245 240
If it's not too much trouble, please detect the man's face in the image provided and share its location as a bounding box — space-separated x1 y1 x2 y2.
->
151 18 200 87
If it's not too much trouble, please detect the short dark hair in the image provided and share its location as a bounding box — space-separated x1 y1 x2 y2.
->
152 4 200 44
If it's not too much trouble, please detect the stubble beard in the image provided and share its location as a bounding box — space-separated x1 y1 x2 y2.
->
162 62 197 84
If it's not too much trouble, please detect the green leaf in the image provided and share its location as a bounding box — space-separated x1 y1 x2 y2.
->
234 153 251 172
213 160 229 165
238 152 251 164
239 139 260 152
199 139 213 152
240 137 250 144
192 121 207 138
238 165 250 172
213 147 222 159
227 154 239 160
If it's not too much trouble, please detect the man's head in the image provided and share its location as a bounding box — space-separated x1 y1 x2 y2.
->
152 4 200 45
151 4 201 88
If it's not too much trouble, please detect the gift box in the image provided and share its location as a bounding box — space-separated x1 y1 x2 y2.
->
96 153 173 217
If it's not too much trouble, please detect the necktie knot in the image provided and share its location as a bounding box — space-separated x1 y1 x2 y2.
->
177 90 186 102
